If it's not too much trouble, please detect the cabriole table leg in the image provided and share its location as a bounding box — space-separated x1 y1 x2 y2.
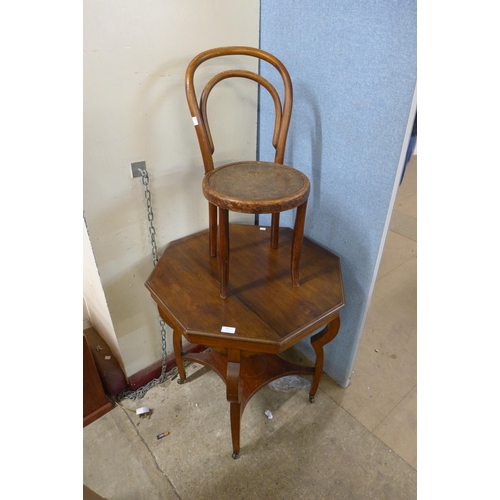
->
309 316 341 402
172 327 186 384
227 349 242 459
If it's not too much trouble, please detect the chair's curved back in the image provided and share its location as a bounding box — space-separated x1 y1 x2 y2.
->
185 46 293 174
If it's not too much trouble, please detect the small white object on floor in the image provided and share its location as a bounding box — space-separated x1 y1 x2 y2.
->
264 410 273 419
136 406 150 415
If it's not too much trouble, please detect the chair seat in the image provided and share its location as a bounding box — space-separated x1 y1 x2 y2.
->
202 161 310 214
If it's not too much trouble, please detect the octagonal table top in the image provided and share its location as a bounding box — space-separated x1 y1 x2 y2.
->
146 224 345 353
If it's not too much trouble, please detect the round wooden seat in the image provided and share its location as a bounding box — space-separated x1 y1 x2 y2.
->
202 161 310 213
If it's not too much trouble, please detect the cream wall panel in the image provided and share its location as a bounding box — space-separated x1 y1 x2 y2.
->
84 0 260 377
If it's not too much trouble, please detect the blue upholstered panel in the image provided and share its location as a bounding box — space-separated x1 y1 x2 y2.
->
259 1 416 386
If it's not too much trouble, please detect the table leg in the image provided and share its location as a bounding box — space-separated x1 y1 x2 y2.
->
309 316 341 402
172 327 186 384
226 349 242 459
229 403 242 459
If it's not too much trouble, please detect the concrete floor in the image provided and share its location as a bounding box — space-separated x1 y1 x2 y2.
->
83 156 417 500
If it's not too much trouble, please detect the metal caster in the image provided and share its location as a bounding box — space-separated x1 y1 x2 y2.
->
177 378 185 385
232 452 240 460
309 395 315 403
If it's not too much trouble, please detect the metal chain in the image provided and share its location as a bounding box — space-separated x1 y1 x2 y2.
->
143 170 159 266
118 168 173 401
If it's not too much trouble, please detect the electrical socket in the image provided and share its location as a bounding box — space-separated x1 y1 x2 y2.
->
131 161 146 178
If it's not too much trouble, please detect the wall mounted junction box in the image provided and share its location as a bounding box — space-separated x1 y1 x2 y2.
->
131 161 146 178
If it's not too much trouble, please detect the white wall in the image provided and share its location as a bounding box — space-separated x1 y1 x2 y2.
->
83 0 260 377
83 299 92 330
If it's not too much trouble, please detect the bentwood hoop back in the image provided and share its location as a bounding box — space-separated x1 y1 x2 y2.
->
185 46 310 298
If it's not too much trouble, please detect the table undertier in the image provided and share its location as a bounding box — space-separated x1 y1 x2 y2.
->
182 350 316 411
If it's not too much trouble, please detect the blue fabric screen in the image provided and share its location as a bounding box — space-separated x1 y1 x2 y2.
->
259 0 417 386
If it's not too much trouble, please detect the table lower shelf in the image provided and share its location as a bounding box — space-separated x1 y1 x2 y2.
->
180 350 316 412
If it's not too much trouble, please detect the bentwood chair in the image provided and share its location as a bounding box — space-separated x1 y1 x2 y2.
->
185 46 310 299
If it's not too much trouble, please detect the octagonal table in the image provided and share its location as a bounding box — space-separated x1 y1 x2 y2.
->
146 224 345 458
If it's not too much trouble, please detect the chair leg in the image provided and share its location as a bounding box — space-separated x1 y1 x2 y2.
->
219 208 230 299
271 213 280 249
291 201 307 287
209 202 217 257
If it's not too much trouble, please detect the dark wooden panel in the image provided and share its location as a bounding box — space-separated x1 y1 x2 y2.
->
83 335 113 427
84 327 128 396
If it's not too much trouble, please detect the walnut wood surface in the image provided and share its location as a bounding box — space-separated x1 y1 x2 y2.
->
147 224 344 353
